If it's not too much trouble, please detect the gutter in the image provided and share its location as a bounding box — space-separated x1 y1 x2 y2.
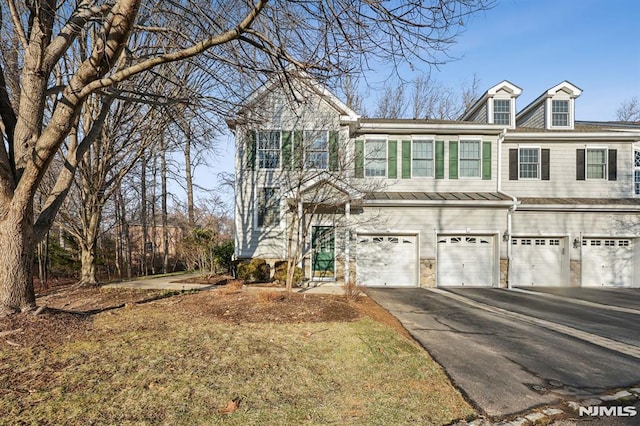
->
496 128 518 290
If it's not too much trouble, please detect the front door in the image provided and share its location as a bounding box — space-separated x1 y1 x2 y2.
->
312 226 335 279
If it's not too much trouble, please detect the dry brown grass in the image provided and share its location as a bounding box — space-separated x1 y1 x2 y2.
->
0 286 475 425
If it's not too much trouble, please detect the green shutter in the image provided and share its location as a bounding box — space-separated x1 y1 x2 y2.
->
482 141 491 180
387 140 397 179
435 141 445 179
355 140 364 178
246 130 256 170
281 131 292 170
402 140 411 179
293 130 303 169
329 131 339 171
449 141 458 179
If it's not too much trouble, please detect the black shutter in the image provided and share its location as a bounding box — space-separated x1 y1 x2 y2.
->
541 149 550 180
576 149 585 180
509 149 518 180
608 149 617 181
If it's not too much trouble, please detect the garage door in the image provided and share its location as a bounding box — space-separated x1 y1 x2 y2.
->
582 238 635 287
356 235 418 286
437 235 495 286
511 237 565 286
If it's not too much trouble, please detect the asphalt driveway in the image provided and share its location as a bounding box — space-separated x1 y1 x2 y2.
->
366 287 640 418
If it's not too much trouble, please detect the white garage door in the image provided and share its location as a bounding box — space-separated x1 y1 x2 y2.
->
511 237 565 286
582 238 635 287
356 235 418 286
437 235 495 287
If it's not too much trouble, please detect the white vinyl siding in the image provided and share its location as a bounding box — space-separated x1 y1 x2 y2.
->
551 100 569 127
586 148 607 179
459 140 481 178
365 139 386 177
519 147 540 179
412 140 434 177
257 131 281 169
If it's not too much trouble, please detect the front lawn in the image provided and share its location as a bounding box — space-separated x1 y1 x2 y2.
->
0 284 474 425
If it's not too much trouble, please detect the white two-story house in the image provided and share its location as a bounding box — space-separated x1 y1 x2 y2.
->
229 75 640 288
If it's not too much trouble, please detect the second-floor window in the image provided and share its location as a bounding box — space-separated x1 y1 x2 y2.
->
365 139 386 177
304 130 328 169
633 150 640 195
412 140 434 177
459 140 481 178
519 148 540 179
258 187 280 227
493 99 511 126
257 131 280 169
586 148 607 179
551 100 569 127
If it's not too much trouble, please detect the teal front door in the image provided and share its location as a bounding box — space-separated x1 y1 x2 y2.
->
312 226 335 278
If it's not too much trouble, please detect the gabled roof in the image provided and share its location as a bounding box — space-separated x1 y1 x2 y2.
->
516 80 582 120
228 70 359 129
460 80 522 121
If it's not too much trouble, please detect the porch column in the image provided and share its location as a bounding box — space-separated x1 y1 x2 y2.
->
344 200 351 284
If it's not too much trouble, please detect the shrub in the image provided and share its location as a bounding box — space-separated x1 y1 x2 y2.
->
273 261 304 287
237 258 270 283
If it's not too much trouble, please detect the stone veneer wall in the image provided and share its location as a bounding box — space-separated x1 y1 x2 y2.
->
420 259 436 287
570 260 581 287
500 259 508 288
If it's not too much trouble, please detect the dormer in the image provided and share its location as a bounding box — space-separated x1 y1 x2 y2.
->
460 81 522 129
516 81 582 130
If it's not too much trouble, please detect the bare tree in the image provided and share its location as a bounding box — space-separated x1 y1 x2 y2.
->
374 82 408 118
617 97 640 122
0 0 492 314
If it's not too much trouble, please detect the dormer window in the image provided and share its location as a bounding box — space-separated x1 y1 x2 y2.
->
551 100 570 127
493 99 511 126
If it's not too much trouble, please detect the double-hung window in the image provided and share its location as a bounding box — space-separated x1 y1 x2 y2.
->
304 130 329 169
258 188 280 227
257 131 280 169
365 139 386 177
493 99 511 126
519 147 540 179
551 100 569 127
635 150 640 195
412 140 434 177
459 140 481 178
586 148 607 179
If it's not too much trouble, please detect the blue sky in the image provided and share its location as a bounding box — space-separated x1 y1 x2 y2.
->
203 0 640 211
394 0 640 120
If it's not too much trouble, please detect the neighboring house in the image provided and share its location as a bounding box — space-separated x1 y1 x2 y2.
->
229 75 640 288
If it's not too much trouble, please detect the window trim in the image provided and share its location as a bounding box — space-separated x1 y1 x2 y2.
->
548 98 572 129
585 146 608 180
518 146 541 180
256 187 280 229
364 137 388 177
303 130 329 170
411 137 435 178
492 98 512 126
635 149 640 195
256 130 281 169
458 138 483 179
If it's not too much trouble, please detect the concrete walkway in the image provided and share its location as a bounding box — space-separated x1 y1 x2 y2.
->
104 273 346 295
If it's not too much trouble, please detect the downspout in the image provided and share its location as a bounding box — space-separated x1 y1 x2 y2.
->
496 128 518 290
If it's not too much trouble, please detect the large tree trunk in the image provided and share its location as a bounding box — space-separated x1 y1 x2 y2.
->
79 242 98 286
184 125 195 227
161 139 169 273
0 209 37 315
